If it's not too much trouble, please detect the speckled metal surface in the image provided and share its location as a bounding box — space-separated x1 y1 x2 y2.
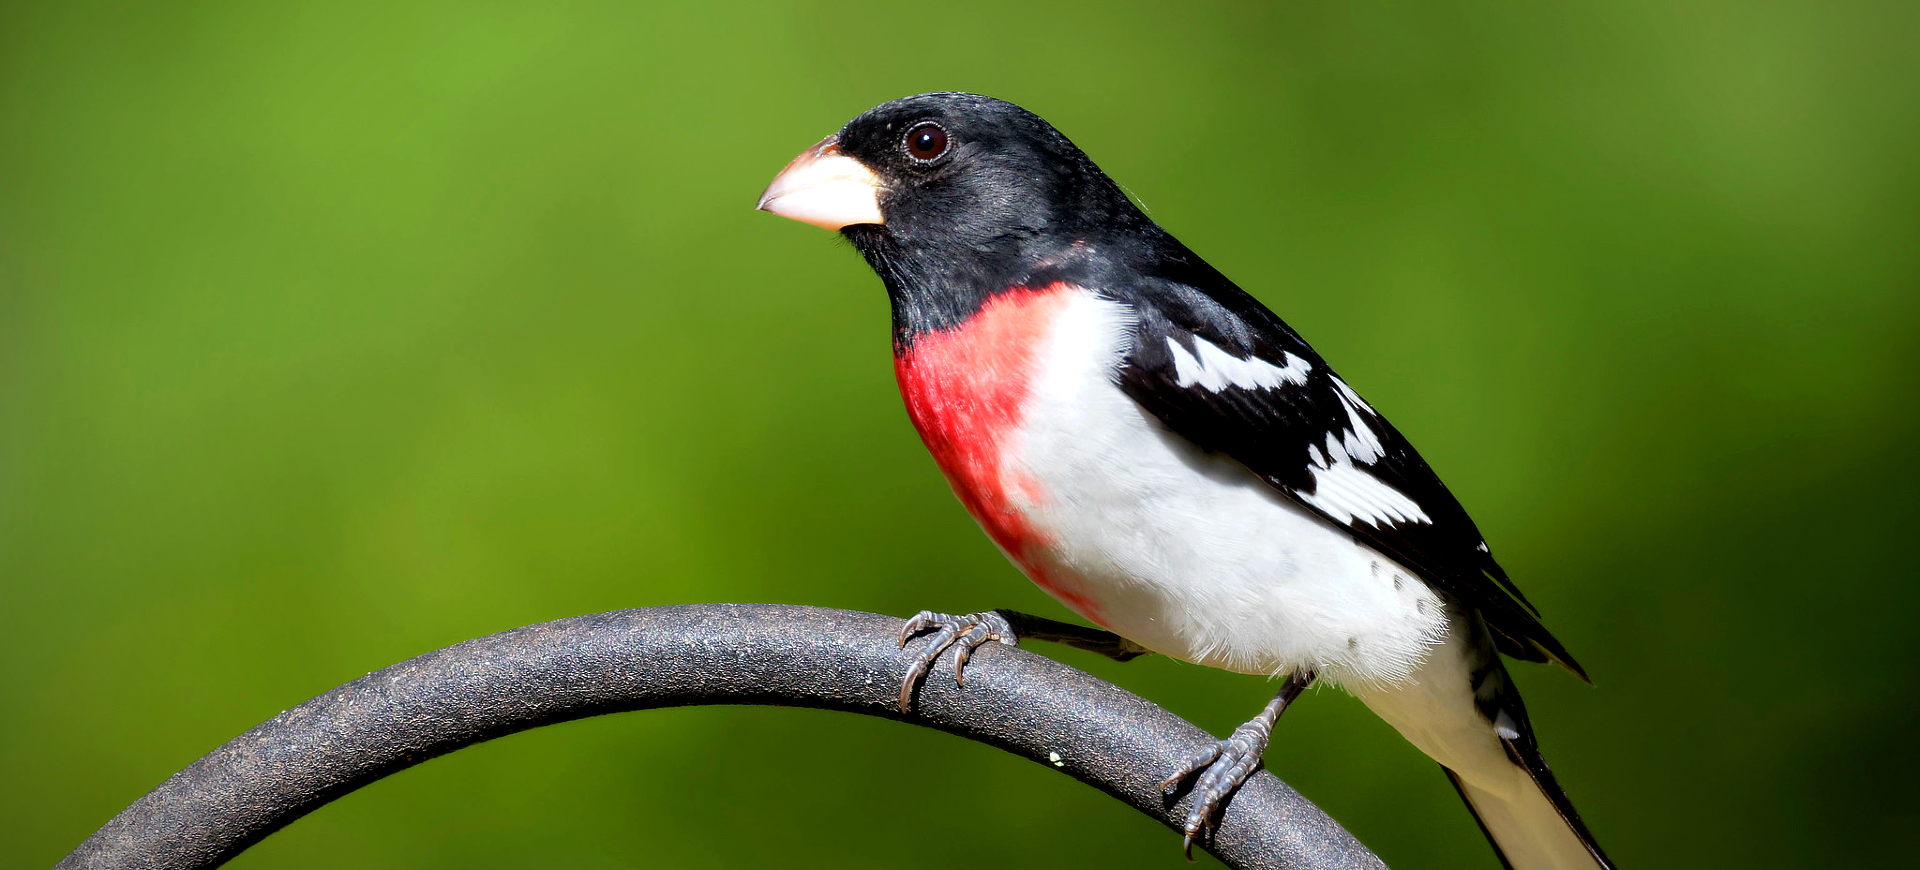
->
57 604 1386 869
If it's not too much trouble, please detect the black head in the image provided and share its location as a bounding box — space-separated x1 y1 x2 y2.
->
757 93 1169 339
833 93 1145 250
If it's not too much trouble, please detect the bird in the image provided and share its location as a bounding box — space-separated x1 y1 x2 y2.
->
756 92 1613 869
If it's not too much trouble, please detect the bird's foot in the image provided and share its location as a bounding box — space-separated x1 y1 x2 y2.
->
1159 671 1315 860
896 610 1019 713
1160 719 1272 860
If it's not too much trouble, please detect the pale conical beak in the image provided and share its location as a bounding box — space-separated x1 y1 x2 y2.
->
755 135 885 230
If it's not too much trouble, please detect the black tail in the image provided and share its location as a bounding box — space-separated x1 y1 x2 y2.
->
1454 654 1615 869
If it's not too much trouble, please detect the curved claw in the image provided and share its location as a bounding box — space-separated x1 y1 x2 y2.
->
1159 671 1314 859
897 611 938 648
898 621 965 712
895 610 1019 713
951 621 998 683
1160 742 1226 794
1161 732 1259 858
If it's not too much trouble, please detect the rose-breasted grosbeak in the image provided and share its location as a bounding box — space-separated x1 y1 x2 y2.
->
758 92 1612 869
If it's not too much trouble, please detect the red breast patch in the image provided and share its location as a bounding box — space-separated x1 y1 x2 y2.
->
893 284 1105 622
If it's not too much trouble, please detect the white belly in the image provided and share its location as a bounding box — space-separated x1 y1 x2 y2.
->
1002 291 1449 686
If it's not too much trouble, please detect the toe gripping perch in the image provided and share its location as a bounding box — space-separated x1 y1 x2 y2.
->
896 609 1152 713
1161 670 1317 860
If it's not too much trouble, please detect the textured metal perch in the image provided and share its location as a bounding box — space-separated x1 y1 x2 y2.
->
58 603 1385 869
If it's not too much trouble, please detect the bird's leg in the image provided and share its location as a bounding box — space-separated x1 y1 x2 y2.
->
896 609 1148 713
1160 670 1317 860
994 609 1151 663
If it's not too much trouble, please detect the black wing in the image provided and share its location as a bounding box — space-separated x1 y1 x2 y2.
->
1111 275 1587 679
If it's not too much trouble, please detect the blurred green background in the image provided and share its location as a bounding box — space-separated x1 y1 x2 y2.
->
4 0 1916 867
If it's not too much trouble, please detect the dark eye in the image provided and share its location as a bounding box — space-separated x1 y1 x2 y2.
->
904 122 949 161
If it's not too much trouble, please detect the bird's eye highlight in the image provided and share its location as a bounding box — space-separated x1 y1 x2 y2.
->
904 123 949 162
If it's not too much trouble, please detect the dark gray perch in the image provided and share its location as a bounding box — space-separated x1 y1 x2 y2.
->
58 603 1386 869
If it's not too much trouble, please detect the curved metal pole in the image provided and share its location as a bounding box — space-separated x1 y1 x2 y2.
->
58 604 1385 869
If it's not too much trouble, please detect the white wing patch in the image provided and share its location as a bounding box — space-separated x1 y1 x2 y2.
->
1166 336 1311 392
1329 376 1384 463
1298 431 1432 528
1331 376 1374 413
1159 343 1417 529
